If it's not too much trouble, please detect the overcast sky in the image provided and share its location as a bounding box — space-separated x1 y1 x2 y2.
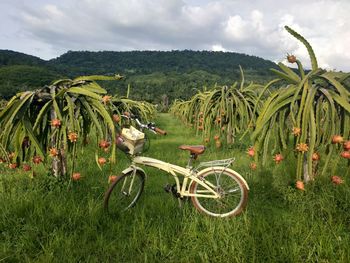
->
1 0 349 70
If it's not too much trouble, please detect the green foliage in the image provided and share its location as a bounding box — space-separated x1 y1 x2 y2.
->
0 98 7 110
52 50 277 103
252 26 350 182
0 65 61 99
0 50 45 66
0 75 121 177
170 67 262 145
110 96 156 122
0 142 9 163
108 70 224 103
0 50 278 103
50 50 278 76
0 113 349 262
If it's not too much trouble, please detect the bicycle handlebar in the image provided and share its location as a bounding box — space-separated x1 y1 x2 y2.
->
121 113 167 135
154 127 167 135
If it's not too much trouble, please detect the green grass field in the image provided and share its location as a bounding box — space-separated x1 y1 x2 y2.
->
1 113 349 262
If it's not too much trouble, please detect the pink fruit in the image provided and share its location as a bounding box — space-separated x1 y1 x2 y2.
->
343 141 350 151
312 152 320 161
23 164 31 171
32 156 43 164
340 151 350 159
331 176 343 185
250 162 257 170
295 181 305 191
108 175 118 183
72 173 81 181
273 154 284 164
332 135 343 144
98 157 107 165
247 147 255 157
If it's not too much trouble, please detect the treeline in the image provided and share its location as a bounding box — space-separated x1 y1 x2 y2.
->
0 49 278 102
0 65 62 97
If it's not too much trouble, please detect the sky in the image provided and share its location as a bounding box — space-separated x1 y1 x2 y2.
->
1 0 349 71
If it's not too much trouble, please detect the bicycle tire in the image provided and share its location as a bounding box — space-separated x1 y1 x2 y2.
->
104 170 145 214
190 168 248 217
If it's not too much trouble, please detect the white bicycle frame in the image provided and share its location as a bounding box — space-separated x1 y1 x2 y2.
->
121 156 249 199
117 119 249 201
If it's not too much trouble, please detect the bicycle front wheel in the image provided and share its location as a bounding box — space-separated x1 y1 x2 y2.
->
104 170 145 214
190 168 248 217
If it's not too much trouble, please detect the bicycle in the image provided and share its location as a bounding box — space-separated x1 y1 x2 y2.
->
104 115 249 218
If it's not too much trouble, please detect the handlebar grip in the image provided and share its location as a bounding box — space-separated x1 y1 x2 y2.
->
155 127 167 135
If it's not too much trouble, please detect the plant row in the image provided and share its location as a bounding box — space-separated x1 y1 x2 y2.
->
0 75 155 180
170 26 350 186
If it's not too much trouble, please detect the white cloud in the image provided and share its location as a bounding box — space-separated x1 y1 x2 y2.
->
0 0 349 71
212 44 226 52
251 10 264 31
224 15 249 41
44 4 63 17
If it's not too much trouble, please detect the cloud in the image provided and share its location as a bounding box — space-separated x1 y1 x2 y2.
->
1 0 349 71
212 44 226 52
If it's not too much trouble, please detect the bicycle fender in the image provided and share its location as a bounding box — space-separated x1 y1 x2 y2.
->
196 166 249 190
121 166 147 178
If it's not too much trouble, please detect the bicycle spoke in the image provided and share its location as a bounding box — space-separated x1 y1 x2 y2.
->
104 171 145 214
191 169 248 217
226 185 241 194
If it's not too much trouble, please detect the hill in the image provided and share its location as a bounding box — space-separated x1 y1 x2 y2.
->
0 65 62 98
0 49 278 102
49 50 277 76
0 50 46 67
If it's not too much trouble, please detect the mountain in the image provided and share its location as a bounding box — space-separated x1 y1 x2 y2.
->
0 49 278 102
49 50 277 76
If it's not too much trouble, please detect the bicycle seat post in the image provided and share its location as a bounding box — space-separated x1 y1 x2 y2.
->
179 145 205 169
186 154 196 169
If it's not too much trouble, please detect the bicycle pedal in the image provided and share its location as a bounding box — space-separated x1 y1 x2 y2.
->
163 184 172 193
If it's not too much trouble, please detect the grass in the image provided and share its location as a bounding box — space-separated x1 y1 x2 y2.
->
1 113 350 262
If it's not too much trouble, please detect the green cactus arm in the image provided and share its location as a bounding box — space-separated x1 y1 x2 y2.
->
277 62 301 82
296 60 305 78
320 72 350 97
239 65 245 90
73 74 123 82
328 90 350 113
270 68 299 84
285 26 318 71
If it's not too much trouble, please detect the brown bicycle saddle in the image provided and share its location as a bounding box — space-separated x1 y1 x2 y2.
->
178 145 206 155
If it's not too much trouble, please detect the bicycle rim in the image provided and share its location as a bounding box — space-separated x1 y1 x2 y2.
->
104 171 145 214
190 169 248 217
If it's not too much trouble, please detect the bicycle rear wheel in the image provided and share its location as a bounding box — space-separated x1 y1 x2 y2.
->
190 168 248 217
104 170 145 214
